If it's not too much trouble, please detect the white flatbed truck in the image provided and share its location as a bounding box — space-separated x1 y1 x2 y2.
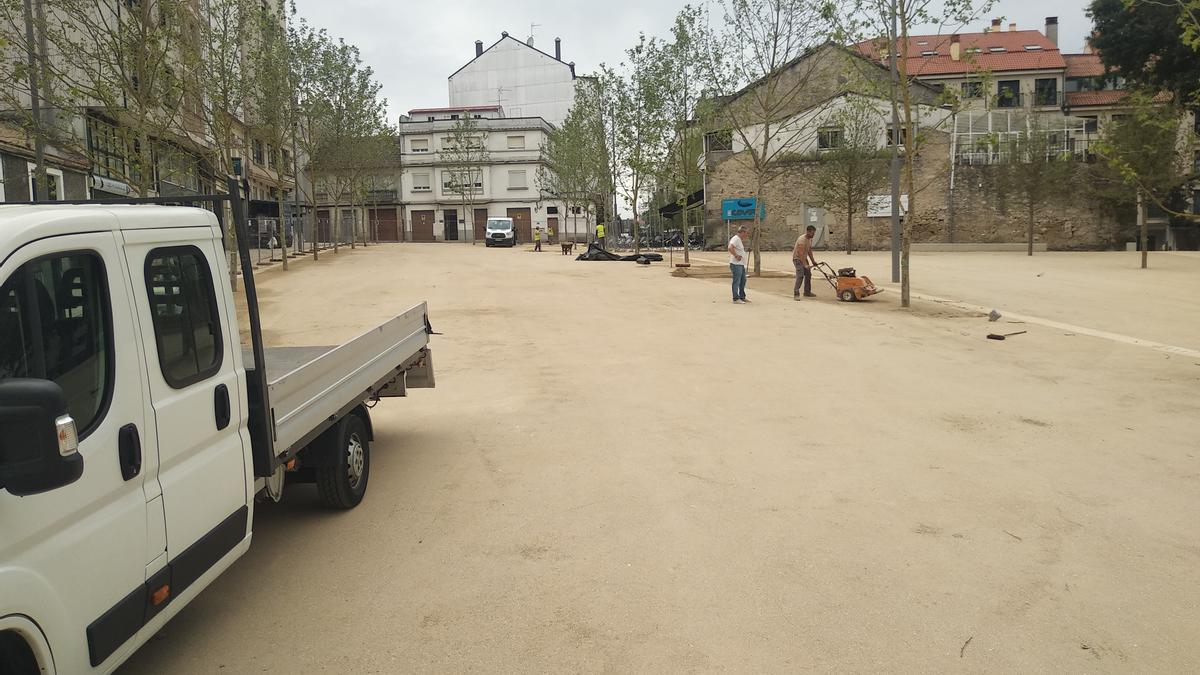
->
0 182 434 673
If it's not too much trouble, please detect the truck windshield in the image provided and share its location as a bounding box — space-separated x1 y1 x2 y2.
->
486 220 511 230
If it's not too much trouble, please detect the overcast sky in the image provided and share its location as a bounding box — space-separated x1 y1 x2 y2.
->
292 0 1095 122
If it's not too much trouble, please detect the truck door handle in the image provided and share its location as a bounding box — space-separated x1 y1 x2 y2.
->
214 384 231 430
119 424 141 481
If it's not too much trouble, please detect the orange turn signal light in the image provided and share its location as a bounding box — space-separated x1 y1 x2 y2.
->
151 585 171 606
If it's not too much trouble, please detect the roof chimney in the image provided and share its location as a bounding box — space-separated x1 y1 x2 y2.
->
568 61 576 77
991 18 1001 31
1045 16 1059 46
475 40 483 57
555 37 561 61
1008 22 1016 32
501 31 509 38
950 34 961 61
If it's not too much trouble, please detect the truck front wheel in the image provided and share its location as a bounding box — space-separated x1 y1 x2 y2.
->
316 413 370 509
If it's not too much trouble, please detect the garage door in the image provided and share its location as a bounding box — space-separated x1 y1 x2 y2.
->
375 207 399 242
507 207 532 244
474 208 488 241
411 210 435 242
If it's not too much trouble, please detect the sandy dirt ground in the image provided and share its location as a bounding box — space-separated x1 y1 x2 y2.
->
119 243 1200 674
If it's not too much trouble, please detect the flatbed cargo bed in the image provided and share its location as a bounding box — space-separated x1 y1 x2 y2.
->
243 302 434 468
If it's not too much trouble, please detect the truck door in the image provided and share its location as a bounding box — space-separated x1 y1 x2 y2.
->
0 231 163 671
121 228 250 599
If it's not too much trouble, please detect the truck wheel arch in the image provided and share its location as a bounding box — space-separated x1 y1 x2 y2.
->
298 405 373 469
0 616 54 675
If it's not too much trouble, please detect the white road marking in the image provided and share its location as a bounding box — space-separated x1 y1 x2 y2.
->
686 255 1200 360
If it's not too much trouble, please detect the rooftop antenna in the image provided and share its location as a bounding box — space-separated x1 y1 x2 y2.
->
527 22 540 46
495 85 507 111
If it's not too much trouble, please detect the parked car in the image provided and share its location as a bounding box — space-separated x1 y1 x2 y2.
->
484 217 517 247
0 183 436 674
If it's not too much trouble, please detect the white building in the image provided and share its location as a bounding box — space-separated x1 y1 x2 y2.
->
396 105 592 243
449 33 578 126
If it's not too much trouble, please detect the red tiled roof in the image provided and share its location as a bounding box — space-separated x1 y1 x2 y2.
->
855 29 1066 76
1064 54 1105 78
1065 90 1172 107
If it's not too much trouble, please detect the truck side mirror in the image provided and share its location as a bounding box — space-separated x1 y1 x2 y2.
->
0 379 84 496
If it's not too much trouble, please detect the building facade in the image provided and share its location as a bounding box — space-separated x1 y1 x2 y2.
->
449 33 578 126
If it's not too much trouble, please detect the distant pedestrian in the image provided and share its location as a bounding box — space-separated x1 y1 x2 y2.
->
596 222 606 249
793 225 818 300
729 225 750 303
534 227 542 252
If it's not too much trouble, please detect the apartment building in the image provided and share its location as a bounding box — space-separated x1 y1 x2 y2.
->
398 105 588 242
449 32 579 126
0 1 300 212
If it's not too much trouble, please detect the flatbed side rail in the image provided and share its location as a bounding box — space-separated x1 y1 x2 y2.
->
268 303 430 457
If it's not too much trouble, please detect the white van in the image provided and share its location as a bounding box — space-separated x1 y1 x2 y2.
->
484 217 517 247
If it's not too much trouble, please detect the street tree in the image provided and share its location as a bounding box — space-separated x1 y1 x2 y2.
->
827 0 992 305
697 0 845 276
1089 0 1200 104
810 96 891 254
0 0 193 195
441 113 490 244
657 4 713 264
539 79 609 244
608 36 671 254
247 0 298 268
1092 91 1198 267
992 117 1079 256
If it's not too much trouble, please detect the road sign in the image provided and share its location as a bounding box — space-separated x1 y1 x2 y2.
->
721 197 765 221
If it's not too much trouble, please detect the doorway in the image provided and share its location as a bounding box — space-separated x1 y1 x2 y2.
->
444 209 459 241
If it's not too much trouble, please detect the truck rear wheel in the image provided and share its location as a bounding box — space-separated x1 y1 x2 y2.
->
316 413 370 509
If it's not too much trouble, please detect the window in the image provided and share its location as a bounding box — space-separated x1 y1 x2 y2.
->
412 172 431 192
281 148 291 170
961 81 983 99
1024 44 1043 51
920 50 937 57
410 138 430 153
886 124 908 147
27 163 65 201
1111 114 1130 124
997 80 1021 108
1193 110 1200 134
450 114 459 120
507 135 526 150
704 129 733 152
508 170 527 190
87 115 126 180
1193 189 1200 216
1081 116 1098 134
442 170 482 193
988 46 1006 53
547 206 559 215
427 116 435 122
1034 78 1058 106
817 126 844 150
144 247 223 388
1 253 112 436
442 136 456 149
252 139 264 165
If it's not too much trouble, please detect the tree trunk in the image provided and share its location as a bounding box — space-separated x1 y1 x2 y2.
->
632 192 641 254
751 175 763 276
1138 189 1147 269
1027 204 1035 257
276 193 289 271
309 170 319 262
847 192 854 255
333 200 340 253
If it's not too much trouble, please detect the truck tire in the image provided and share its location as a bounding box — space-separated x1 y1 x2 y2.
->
315 413 370 509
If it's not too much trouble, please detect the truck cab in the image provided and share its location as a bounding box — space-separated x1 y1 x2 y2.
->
484 217 517 247
0 196 434 673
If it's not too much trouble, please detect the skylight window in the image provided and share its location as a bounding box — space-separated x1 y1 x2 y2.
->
989 46 1007 52
916 40 929 46
1024 44 1043 50
921 50 937 56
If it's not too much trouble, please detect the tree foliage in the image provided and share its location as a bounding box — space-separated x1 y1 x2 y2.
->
539 79 609 242
1089 0 1200 104
810 96 890 254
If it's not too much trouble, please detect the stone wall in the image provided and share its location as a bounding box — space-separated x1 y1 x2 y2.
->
703 135 1128 251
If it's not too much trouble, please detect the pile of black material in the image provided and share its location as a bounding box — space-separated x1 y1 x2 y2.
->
575 243 663 263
